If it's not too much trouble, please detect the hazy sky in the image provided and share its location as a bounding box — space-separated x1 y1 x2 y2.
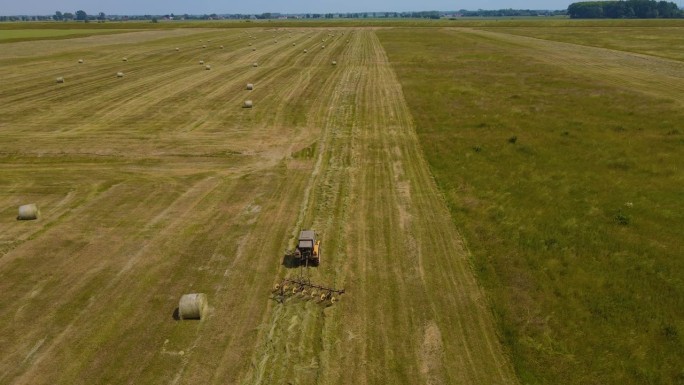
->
2 0 575 15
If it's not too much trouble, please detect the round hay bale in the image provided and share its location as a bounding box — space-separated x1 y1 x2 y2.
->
220 45 224 49
199 60 205 65
178 293 207 320
332 60 337 65
122 57 127 62
205 65 211 70
116 72 124 78
17 203 39 220
202 45 207 48
252 48 256 51
274 40 278 43
78 59 84 64
249 43 252 46
321 45 325 49
246 83 254 90
175 47 180 51
303 49 308 53
252 62 258 67
243 100 253 108
56 77 65 83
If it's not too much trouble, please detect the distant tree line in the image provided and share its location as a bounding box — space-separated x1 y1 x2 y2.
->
0 9 572 21
568 1 682 18
458 9 567 17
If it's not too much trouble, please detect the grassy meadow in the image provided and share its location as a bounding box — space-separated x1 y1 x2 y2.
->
378 27 683 385
479 26 684 61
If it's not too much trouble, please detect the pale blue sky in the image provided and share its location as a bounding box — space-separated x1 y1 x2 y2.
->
2 0 574 15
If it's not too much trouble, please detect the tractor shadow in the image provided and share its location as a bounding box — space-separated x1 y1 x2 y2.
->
282 253 302 268
282 254 319 268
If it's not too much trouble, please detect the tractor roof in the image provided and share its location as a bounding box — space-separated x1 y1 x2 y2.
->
299 230 315 240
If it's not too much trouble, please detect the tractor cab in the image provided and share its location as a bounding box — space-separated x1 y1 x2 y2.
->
295 230 320 266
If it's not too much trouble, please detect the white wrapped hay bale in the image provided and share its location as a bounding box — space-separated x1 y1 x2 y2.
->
56 77 65 83
243 100 253 108
178 293 207 320
17 203 39 220
116 72 124 78
246 83 254 90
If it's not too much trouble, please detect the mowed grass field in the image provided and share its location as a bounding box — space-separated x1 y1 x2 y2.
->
0 29 130 43
378 26 684 385
0 27 516 385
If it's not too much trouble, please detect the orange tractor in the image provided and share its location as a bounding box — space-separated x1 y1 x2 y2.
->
293 230 320 266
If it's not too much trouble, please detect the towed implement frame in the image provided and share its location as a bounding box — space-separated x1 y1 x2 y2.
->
272 277 345 304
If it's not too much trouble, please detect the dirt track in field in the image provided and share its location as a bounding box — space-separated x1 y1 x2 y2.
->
0 28 516 385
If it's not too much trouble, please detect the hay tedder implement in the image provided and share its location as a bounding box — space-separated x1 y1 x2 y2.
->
272 276 345 304
273 229 345 305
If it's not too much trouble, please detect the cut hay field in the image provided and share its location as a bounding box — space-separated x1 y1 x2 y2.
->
0 29 130 43
0 27 516 385
378 26 684 385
